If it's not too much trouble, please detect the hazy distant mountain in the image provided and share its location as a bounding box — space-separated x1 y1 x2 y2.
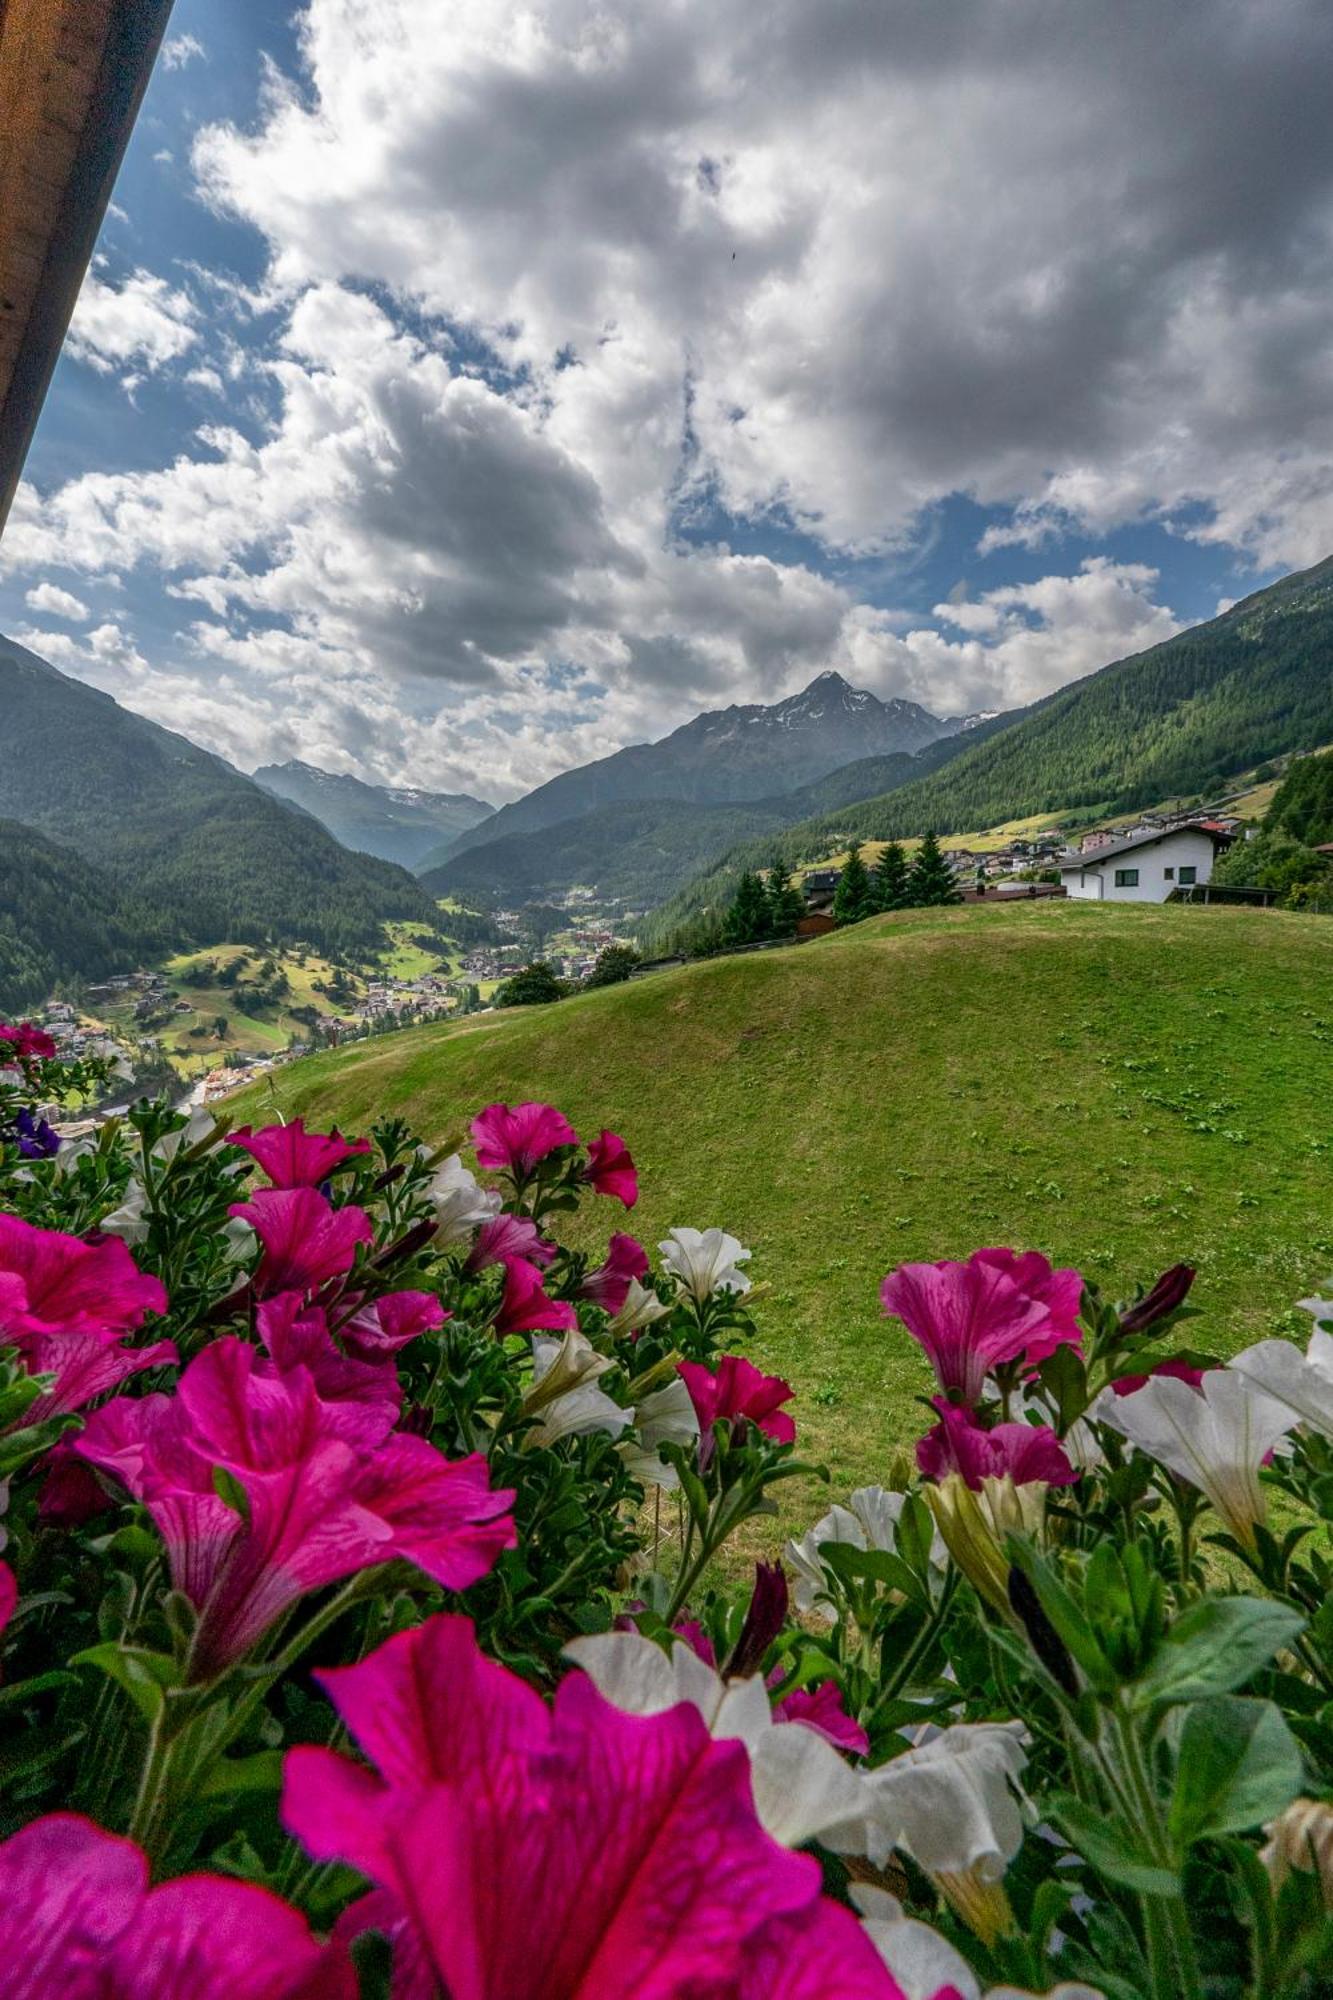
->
0 637 438 959
429 672 955 869
254 759 493 869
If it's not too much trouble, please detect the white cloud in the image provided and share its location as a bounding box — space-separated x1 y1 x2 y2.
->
161 34 206 72
8 0 1333 792
65 268 198 379
24 583 89 622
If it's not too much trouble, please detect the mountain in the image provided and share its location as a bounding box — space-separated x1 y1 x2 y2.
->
423 797 793 911
424 726 1004 912
788 557 1333 846
0 820 172 1013
0 637 440 960
253 759 493 869
648 555 1333 941
428 672 955 869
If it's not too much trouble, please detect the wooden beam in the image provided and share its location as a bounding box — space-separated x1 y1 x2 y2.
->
0 0 177 535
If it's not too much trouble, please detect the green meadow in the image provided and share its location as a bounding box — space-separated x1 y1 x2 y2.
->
233 901 1333 1518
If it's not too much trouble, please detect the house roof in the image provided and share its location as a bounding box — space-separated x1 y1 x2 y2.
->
0 0 177 534
1057 821 1236 871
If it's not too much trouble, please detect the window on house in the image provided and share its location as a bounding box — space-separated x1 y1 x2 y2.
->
1113 868 1139 888
1178 865 1197 885
1163 867 1175 880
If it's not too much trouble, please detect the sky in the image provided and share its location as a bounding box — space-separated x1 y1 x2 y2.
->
3 0 1332 804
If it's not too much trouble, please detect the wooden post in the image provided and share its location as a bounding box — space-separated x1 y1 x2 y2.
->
0 0 178 535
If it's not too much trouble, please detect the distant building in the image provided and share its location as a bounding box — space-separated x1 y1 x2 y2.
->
796 912 836 937
1059 823 1234 903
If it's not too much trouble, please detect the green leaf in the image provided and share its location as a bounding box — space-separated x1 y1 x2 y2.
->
1134 1597 1305 1709
894 1491 937 1577
1052 1793 1182 1897
72 1642 181 1725
1168 1697 1302 1845
199 1750 285 1799
212 1464 251 1521
818 1542 928 1606
1006 1539 1115 1691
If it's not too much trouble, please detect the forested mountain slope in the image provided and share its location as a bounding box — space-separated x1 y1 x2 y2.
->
0 638 439 958
0 820 169 1013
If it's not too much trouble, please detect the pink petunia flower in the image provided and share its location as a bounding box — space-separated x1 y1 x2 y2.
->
38 1437 113 1528
281 1613 904 1998
0 1812 354 1998
582 1128 639 1208
1111 1357 1209 1397
256 1293 400 1417
916 1400 1078 1490
471 1101 578 1174
580 1232 650 1314
11 1327 177 1429
774 1680 870 1756
227 1118 371 1188
228 1187 373 1298
76 1338 515 1681
881 1256 1056 1405
0 1022 57 1061
465 1212 557 1274
0 1215 167 1343
969 1248 1085 1366
339 1289 448 1361
491 1257 578 1337
678 1354 797 1445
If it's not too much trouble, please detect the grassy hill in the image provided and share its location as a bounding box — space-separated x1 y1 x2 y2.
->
231 901 1333 1523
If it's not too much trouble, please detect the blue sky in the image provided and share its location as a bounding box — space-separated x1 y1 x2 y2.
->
2 0 1329 800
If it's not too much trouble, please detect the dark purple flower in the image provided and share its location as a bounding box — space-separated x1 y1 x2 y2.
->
1119 1263 1196 1335
14 1110 60 1160
726 1561 790 1678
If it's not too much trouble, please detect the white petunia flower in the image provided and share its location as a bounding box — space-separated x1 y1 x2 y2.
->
524 1331 630 1447
785 1485 945 1619
153 1107 222 1165
564 1632 867 1850
1097 1367 1299 1548
1232 1324 1333 1439
425 1151 502 1246
608 1277 671 1335
98 1178 150 1244
854 1887 1103 2000
618 1374 699 1489
658 1226 751 1304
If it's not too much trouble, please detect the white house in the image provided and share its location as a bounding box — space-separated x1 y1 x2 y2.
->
1059 822 1234 903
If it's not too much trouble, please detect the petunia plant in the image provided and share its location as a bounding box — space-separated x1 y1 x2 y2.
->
4 1024 1333 1996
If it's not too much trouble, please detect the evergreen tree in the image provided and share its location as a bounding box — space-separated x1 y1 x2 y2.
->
764 858 806 936
724 870 772 945
908 831 962 906
871 840 911 912
585 943 640 988
832 845 876 926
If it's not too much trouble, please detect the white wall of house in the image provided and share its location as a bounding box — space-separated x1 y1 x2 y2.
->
1062 829 1220 903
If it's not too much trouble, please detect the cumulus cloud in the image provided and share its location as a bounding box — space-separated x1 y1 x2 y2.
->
65 268 198 380
24 583 89 622
7 0 1333 790
161 34 206 72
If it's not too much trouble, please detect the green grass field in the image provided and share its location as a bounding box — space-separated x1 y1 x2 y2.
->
231 901 1333 1524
